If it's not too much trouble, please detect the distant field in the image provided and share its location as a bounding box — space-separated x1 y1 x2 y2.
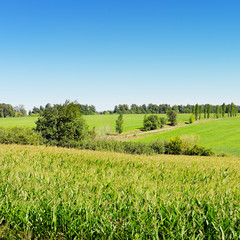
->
134 117 240 156
0 114 191 133
0 144 240 238
0 116 38 128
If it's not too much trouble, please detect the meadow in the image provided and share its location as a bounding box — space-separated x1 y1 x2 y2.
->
0 114 191 133
0 144 240 239
134 117 240 156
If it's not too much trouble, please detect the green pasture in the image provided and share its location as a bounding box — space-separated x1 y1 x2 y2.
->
134 117 240 156
0 114 191 133
0 116 38 128
1 144 240 238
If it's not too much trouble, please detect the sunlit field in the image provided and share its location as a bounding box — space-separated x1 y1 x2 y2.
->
134 117 240 156
0 144 240 238
0 114 191 133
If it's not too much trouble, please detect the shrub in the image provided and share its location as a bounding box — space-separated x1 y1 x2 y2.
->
149 140 165 154
165 136 183 155
189 114 195 124
0 127 43 145
185 144 215 156
144 120 152 131
160 117 167 126
143 115 165 131
181 135 200 154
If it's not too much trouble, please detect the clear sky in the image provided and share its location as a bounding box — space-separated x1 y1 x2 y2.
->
0 0 239 111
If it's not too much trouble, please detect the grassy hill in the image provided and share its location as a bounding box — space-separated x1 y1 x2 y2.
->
0 144 240 238
134 117 240 156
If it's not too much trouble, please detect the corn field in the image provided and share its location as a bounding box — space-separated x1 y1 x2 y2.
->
0 144 240 239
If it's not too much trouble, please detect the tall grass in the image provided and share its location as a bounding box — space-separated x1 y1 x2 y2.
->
0 145 240 238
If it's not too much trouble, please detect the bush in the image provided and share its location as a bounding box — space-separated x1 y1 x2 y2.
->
189 114 195 124
149 140 165 154
165 136 183 155
0 127 43 145
185 144 215 156
144 120 152 131
181 135 200 153
160 117 167 126
143 115 165 131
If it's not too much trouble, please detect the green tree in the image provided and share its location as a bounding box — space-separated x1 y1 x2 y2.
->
227 104 230 117
216 105 220 118
199 106 202 120
204 105 207 119
143 115 164 130
116 114 124 134
222 103 226 117
192 105 195 114
195 104 199 121
167 110 178 126
35 101 89 146
207 105 211 119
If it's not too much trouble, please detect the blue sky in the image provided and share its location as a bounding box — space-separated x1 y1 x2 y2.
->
0 0 239 111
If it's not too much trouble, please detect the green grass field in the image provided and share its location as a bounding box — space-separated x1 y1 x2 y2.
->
0 114 191 133
0 144 240 238
134 117 240 156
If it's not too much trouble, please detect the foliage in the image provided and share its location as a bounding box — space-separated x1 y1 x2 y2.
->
165 136 183 155
165 136 215 156
0 103 15 117
189 114 195 124
185 144 215 156
143 115 165 130
14 104 27 117
113 103 240 114
116 114 124 134
167 110 178 126
35 101 89 146
148 139 165 154
0 127 43 145
195 104 199 120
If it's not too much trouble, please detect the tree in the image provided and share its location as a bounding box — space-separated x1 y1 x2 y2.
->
199 106 202 120
192 105 195 114
222 103 226 117
207 105 211 119
227 104 231 117
116 114 124 134
204 105 207 119
167 110 178 126
143 115 165 131
0 103 15 117
35 101 89 146
216 105 220 118
195 104 199 121
14 105 27 117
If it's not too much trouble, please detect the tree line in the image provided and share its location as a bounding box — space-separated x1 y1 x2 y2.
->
29 103 96 116
0 103 27 118
0 102 239 118
191 103 238 121
112 103 240 115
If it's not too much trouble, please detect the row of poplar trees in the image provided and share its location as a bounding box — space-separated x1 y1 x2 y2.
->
192 103 238 120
